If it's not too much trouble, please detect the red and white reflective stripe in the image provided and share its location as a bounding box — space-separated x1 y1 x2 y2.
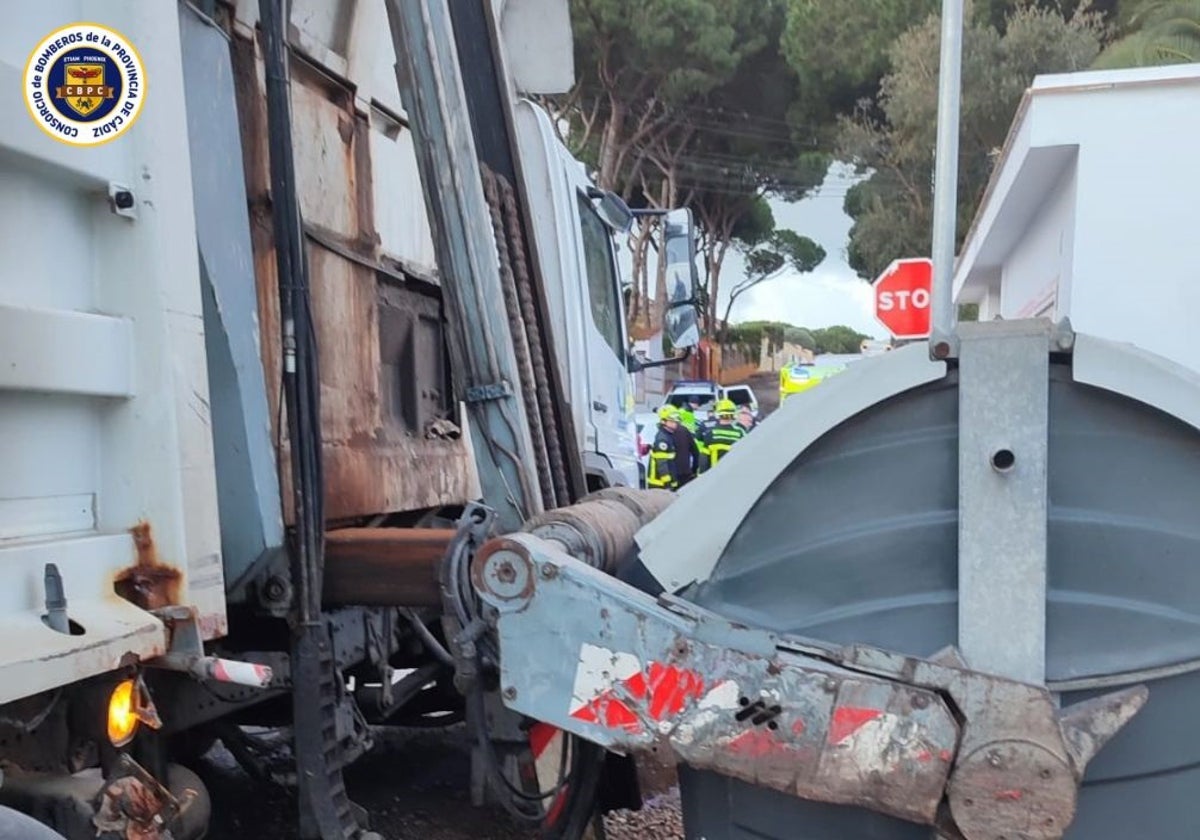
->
209 657 273 688
567 643 707 733
828 707 883 745
529 722 569 826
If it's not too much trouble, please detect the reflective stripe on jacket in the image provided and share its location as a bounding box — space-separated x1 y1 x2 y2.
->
647 425 678 488
700 423 744 471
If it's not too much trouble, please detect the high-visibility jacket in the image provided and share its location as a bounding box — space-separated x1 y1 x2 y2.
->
678 407 699 435
646 425 678 489
700 422 744 472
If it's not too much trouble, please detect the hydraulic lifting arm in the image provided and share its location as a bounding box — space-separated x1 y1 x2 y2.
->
471 528 1146 840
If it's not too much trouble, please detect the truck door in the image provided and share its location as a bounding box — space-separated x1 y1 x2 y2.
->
574 192 638 487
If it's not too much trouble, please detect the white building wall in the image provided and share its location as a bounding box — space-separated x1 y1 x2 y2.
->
1000 166 1075 319
979 283 1002 321
1063 86 1200 371
955 67 1200 374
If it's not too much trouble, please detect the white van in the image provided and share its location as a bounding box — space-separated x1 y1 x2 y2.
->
665 381 761 422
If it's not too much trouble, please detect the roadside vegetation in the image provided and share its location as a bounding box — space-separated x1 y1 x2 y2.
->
550 0 1190 341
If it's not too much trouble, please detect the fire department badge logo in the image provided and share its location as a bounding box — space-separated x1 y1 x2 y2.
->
23 23 145 146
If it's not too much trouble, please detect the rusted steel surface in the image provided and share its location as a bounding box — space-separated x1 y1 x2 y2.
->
475 533 1150 840
94 754 197 840
833 645 1148 840
114 523 183 611
322 528 456 606
475 534 956 826
228 26 478 525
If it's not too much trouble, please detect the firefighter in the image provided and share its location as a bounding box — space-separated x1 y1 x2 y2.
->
647 405 681 489
700 399 744 472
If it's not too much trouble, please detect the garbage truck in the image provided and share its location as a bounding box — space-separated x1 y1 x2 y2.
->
0 0 689 835
3 2 1200 840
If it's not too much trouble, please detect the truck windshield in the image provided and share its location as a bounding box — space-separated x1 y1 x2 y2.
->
577 193 625 362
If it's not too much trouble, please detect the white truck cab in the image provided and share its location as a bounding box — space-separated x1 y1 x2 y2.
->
513 101 640 489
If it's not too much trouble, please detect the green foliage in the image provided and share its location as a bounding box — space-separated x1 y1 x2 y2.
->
744 229 827 281
731 196 776 249
783 325 816 349
782 0 939 130
772 230 826 274
810 325 871 354
725 321 777 353
719 228 826 342
566 0 833 341
976 0 1122 31
744 247 787 280
725 320 860 355
838 4 1105 280
1094 0 1200 67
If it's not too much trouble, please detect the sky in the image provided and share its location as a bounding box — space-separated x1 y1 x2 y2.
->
719 163 884 340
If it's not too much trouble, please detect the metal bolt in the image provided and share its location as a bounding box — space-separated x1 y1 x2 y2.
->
540 563 558 580
113 190 134 210
987 750 1002 768
933 341 951 359
1056 332 1075 350
263 577 286 600
911 692 929 709
823 677 838 693
495 560 517 585
502 686 517 701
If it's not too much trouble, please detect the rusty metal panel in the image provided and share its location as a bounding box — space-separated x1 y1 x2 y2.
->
229 28 477 524
323 527 456 606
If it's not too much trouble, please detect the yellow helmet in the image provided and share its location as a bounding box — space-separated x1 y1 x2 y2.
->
715 399 737 417
658 405 680 422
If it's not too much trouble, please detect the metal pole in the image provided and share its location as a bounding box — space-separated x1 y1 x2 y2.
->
929 0 965 358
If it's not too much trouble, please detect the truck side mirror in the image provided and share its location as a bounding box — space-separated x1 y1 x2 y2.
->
662 208 701 349
665 305 700 350
587 187 634 234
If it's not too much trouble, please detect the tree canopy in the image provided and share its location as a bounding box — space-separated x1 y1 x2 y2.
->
1094 0 1200 67
562 0 1171 344
720 228 826 341
836 4 1105 280
811 325 872 354
561 0 834 339
725 320 866 355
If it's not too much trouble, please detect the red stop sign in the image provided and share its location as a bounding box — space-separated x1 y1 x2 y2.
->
873 258 933 339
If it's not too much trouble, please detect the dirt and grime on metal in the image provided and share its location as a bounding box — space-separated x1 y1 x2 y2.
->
195 726 685 839
114 522 183 610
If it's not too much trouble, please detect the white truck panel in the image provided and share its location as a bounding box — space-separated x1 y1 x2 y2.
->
0 2 225 701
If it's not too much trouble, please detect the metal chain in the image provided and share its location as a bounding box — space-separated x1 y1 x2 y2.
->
495 174 572 505
481 167 556 510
